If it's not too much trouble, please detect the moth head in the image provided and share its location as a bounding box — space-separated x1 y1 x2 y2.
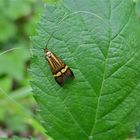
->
46 51 52 57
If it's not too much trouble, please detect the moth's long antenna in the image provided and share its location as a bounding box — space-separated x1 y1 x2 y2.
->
45 31 55 49
44 13 67 49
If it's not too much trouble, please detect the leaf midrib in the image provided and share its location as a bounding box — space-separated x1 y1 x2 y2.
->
89 2 134 137
88 0 112 137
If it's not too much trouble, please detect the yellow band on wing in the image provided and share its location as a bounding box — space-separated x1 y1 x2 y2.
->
54 72 61 77
61 65 68 73
53 66 68 77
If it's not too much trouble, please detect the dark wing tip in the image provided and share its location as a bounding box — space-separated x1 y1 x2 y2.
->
64 68 75 79
55 76 64 86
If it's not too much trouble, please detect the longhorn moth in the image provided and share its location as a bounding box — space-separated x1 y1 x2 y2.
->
44 48 74 86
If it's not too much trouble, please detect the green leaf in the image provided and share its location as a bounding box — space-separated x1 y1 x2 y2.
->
135 0 140 17
31 0 140 140
4 0 33 20
43 0 61 3
0 77 12 93
11 137 37 140
0 17 17 43
0 46 30 81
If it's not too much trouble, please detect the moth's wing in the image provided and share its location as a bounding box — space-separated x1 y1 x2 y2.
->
47 54 65 74
45 51 74 86
54 68 74 86
55 76 64 86
64 68 75 79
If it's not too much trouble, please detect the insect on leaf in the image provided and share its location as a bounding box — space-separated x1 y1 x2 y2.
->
44 48 74 86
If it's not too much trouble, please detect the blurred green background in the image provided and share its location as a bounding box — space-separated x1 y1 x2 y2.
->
0 0 140 140
0 0 48 139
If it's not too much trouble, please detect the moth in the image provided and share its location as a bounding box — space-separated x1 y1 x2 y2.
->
44 48 74 86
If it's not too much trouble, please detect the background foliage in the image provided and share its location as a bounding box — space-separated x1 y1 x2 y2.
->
0 0 47 139
0 0 140 140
